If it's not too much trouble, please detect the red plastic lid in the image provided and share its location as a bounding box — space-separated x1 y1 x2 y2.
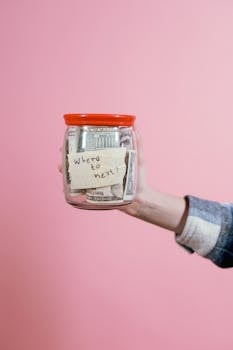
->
64 114 136 126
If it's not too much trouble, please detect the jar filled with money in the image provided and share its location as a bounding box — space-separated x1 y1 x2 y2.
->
62 114 137 209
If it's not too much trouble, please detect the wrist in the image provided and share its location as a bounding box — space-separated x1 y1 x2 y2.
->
127 188 189 233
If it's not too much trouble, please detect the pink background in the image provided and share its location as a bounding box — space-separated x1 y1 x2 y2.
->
1 0 233 349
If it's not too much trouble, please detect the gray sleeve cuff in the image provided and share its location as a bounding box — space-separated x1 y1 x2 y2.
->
175 195 222 256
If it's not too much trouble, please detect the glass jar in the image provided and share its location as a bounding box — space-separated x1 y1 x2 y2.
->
62 114 137 209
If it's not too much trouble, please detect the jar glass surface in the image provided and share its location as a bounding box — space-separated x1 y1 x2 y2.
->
62 118 137 209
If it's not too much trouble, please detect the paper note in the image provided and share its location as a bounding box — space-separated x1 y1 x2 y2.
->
68 148 127 190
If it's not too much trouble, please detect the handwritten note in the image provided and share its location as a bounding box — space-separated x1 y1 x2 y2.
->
68 148 127 190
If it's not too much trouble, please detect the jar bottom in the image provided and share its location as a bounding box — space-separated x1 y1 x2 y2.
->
65 195 132 210
64 186 133 209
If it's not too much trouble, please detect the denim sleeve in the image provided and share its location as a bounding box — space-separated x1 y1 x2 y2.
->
175 195 233 268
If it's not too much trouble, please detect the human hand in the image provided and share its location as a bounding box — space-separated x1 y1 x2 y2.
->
58 133 187 232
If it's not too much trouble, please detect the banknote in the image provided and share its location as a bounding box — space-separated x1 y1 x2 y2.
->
123 150 137 201
86 184 124 204
79 126 120 151
66 127 86 196
120 127 134 150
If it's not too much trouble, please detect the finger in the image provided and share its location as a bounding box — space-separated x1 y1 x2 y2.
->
134 130 148 188
135 130 145 167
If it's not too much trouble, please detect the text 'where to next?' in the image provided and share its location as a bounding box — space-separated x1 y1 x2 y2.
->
68 148 127 190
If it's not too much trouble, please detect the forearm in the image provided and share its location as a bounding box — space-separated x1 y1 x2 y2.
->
120 189 189 233
122 190 233 268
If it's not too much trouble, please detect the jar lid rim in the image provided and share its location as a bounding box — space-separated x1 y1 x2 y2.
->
64 114 136 126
